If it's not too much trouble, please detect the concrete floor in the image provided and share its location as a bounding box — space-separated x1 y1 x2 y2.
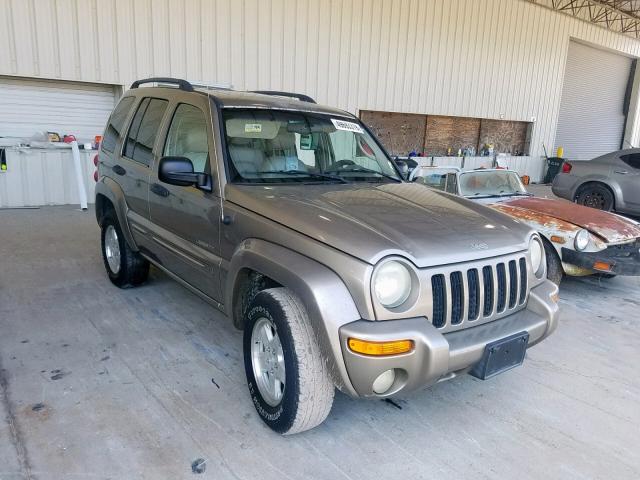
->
1 203 639 480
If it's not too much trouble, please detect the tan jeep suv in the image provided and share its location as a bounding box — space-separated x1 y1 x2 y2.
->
95 78 559 434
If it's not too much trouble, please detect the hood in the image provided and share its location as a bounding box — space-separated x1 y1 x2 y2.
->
488 196 640 244
226 183 533 267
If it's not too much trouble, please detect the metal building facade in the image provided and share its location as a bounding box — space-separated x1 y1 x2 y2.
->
2 0 640 158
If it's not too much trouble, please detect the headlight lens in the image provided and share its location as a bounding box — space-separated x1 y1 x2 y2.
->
373 261 412 308
574 229 590 251
530 237 544 277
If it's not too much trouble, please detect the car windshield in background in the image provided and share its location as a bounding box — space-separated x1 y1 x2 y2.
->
222 109 401 184
412 167 459 189
459 171 528 197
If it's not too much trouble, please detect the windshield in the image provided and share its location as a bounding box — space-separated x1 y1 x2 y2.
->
222 109 401 183
459 170 527 197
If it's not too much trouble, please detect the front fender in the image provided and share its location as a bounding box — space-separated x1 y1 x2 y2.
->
225 238 361 395
94 177 138 251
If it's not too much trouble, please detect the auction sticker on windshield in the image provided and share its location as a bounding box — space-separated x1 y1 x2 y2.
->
244 123 262 133
331 118 364 134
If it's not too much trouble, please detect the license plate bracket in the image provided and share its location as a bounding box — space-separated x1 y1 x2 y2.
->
470 331 529 380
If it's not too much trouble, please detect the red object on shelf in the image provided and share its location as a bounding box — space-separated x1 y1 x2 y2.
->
63 135 77 143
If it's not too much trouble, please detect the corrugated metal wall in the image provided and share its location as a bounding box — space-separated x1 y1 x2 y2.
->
2 0 640 158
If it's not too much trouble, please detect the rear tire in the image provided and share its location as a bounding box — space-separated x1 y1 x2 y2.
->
243 288 334 435
576 184 614 211
542 238 563 286
100 210 149 288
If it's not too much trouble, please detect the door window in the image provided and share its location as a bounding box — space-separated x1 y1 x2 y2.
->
124 98 168 166
445 173 458 194
620 153 640 169
163 104 209 173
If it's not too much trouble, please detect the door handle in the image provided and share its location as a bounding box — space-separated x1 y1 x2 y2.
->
614 170 629 175
112 165 126 176
150 183 170 197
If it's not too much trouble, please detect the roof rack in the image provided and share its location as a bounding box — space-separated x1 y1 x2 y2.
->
130 77 235 93
130 77 194 91
250 90 316 104
129 79 317 104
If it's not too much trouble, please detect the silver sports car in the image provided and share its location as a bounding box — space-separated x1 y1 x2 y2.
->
552 148 640 216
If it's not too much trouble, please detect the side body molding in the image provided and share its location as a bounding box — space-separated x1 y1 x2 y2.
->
225 239 361 396
95 177 138 251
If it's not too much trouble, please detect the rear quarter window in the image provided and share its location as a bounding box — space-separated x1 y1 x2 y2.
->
101 96 135 153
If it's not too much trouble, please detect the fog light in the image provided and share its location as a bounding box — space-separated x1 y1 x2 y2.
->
372 369 396 394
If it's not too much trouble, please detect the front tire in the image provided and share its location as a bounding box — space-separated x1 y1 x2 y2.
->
243 288 334 435
576 184 614 211
100 211 149 288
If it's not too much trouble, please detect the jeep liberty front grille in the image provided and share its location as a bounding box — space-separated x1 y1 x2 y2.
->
429 254 528 331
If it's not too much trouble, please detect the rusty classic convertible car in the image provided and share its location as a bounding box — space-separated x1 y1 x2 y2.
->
411 166 640 284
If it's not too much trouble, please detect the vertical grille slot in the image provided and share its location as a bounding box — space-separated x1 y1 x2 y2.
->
496 263 507 312
508 260 518 309
482 266 493 316
450 272 464 325
431 274 446 328
467 269 480 321
519 257 527 304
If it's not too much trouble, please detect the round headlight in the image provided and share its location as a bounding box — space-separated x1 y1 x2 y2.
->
574 229 590 251
530 237 544 277
373 261 412 308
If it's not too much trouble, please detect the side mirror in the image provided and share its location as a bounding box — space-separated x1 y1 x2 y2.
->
158 156 212 192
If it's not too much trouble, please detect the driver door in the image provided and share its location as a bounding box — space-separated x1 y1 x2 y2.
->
615 153 640 209
148 98 223 303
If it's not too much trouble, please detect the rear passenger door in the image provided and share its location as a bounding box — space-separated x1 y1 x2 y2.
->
119 97 169 238
148 99 222 303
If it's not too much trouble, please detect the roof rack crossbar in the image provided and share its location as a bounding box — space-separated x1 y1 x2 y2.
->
190 81 234 90
250 90 316 104
130 77 194 92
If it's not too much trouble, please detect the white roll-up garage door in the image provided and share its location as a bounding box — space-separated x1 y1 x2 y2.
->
0 76 117 143
554 41 633 160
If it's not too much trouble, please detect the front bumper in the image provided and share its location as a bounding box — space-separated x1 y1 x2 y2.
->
561 241 640 276
338 280 559 397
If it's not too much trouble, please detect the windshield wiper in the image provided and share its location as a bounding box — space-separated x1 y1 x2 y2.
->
254 170 349 184
496 191 533 197
325 166 402 183
467 193 502 198
505 191 533 197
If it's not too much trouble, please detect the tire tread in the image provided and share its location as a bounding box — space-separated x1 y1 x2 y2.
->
263 288 334 435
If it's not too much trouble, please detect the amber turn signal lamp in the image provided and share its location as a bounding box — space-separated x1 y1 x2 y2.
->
593 261 612 271
348 338 414 356
550 235 566 244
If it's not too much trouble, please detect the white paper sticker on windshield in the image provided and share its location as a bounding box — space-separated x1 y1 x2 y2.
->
244 123 262 133
331 118 364 134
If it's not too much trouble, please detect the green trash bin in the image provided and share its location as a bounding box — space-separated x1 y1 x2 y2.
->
544 157 564 184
